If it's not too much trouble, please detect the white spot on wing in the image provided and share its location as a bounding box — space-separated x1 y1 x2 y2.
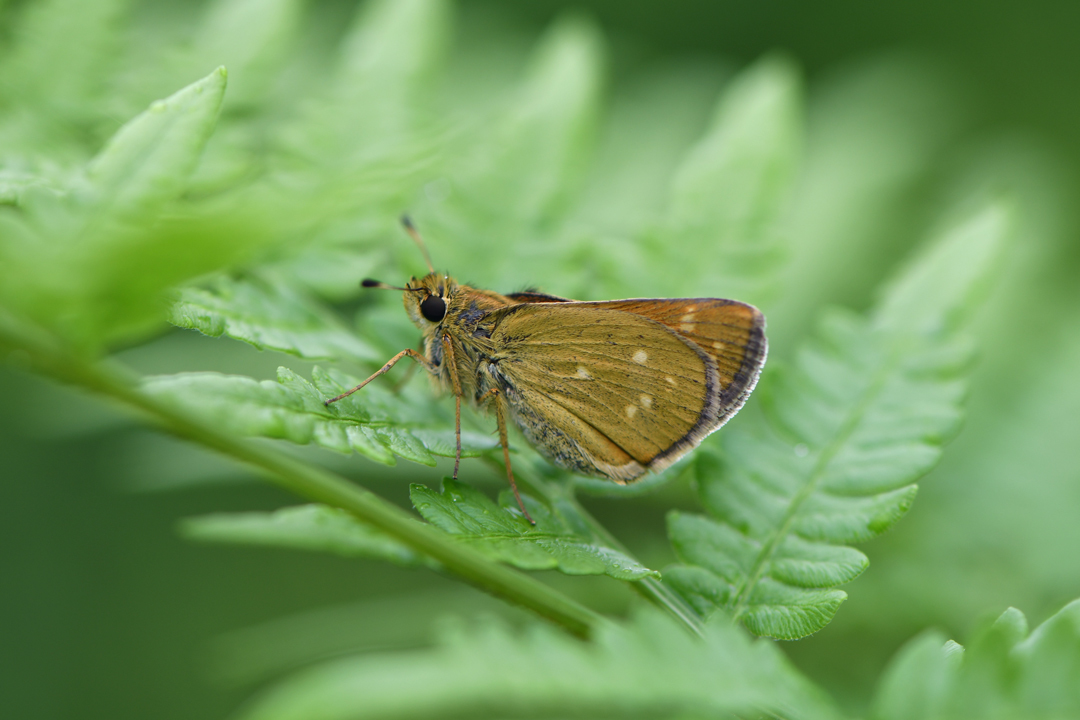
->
712 341 725 350
625 404 638 419
665 376 676 387
640 394 653 409
576 366 591 380
633 350 648 364
679 313 696 323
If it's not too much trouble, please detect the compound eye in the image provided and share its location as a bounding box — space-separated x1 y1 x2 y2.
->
420 294 446 322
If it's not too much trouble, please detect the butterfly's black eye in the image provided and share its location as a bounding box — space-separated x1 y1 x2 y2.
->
420 294 446 322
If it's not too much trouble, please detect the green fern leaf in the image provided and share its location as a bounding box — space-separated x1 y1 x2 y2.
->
181 504 426 567
871 598 1080 720
411 479 658 580
666 203 1010 639
141 366 497 466
659 55 802 305
0 68 273 350
171 274 380 361
83 67 227 220
193 0 302 110
436 13 604 283
479 14 603 227
234 609 842 720
278 0 448 195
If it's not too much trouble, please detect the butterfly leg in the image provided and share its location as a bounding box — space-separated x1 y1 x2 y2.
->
323 349 435 405
389 352 420 393
477 387 534 525
440 336 464 479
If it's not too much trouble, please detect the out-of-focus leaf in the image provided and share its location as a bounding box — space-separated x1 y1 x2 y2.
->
474 14 603 227
260 245 386 302
208 590 509 686
171 274 380 361
278 0 449 190
657 55 802 305
0 0 128 155
140 366 498 466
181 504 425 567
235 609 842 720
193 0 302 109
433 13 604 285
411 479 657 580
769 56 966 347
0 68 275 350
869 630 959 720
565 60 731 240
665 203 1010 639
81 67 226 220
871 599 1080 720
259 0 452 296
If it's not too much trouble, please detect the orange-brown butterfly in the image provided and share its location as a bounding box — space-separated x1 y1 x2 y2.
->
326 218 767 523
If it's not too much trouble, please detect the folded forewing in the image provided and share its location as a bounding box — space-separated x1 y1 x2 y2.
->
488 305 715 467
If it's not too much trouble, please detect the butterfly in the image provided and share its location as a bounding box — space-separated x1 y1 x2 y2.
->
326 218 767 523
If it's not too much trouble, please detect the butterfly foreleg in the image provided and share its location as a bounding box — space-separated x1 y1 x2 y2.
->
441 335 465 480
477 387 534 525
324 348 435 405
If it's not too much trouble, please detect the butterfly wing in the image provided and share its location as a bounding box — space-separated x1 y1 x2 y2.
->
590 298 767 420
482 299 765 481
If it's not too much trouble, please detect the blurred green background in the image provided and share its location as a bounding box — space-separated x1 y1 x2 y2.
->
1 1 1078 718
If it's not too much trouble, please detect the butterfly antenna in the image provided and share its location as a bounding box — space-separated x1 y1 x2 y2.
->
361 279 423 292
400 214 435 274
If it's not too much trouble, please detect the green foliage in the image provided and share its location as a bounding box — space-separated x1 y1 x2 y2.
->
170 275 381 362
234 609 843 720
141 367 498 466
658 55 802 305
870 601 1080 720
0 67 275 350
182 504 425 567
664 204 1007 639
1 0 1076 718
412 479 659 580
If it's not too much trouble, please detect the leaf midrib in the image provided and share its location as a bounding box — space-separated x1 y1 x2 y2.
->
731 345 895 619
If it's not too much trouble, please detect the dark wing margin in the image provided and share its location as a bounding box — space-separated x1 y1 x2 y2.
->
631 300 767 474
586 298 767 416
504 290 573 304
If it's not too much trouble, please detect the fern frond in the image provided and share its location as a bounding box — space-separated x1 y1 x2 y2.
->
141 367 498 466
412 480 658 580
234 609 842 720
871 597 1080 720
666 203 1010 638
171 275 381 362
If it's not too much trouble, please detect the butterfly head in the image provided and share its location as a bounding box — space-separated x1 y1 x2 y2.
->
402 273 459 329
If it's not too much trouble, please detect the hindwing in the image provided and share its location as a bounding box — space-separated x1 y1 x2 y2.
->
484 299 765 481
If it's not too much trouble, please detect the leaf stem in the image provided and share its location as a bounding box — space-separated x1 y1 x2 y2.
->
4 319 603 639
560 492 706 638
491 452 705 637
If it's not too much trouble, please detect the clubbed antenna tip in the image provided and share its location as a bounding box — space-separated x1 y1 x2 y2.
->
361 278 422 292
